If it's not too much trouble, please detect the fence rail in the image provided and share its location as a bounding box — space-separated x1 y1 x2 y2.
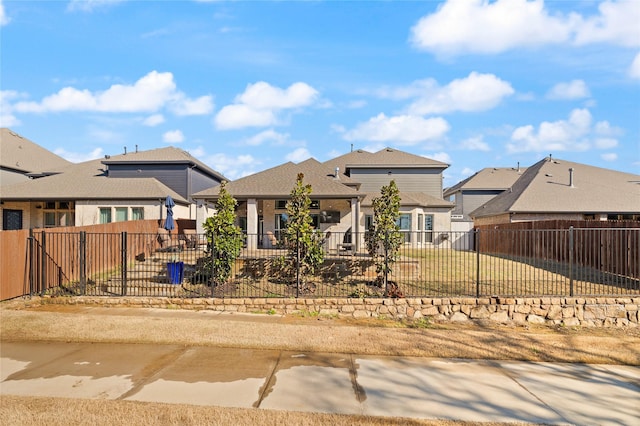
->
10 227 639 300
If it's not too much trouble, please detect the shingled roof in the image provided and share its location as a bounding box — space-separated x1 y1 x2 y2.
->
0 155 188 203
444 166 526 197
102 146 227 181
361 191 453 208
193 158 361 200
470 157 640 218
1 128 71 175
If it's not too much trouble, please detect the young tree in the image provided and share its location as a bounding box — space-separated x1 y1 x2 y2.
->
284 173 325 285
365 180 403 292
203 181 244 286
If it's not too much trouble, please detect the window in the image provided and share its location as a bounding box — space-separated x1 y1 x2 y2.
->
3 209 23 230
310 199 320 210
99 208 112 224
131 208 144 220
275 200 287 210
397 214 412 243
424 215 434 243
115 207 128 222
43 201 75 228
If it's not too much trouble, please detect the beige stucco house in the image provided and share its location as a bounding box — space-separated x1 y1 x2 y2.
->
193 147 454 250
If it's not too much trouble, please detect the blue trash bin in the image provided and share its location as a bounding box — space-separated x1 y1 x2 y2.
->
167 261 184 284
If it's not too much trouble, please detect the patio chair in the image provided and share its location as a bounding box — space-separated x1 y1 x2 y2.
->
179 229 199 249
266 231 280 248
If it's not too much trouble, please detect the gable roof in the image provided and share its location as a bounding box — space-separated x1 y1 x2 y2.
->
0 128 72 175
102 146 227 181
470 157 640 218
324 147 448 179
193 158 361 200
444 167 526 197
0 156 188 203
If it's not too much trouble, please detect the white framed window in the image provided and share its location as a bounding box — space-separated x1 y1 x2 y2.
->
115 207 128 222
99 208 112 224
43 201 75 228
131 207 144 220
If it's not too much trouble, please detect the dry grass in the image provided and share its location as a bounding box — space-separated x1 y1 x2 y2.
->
0 396 514 426
1 299 638 426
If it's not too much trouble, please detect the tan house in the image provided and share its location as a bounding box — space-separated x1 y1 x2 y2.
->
1 138 226 230
470 156 640 226
194 147 453 250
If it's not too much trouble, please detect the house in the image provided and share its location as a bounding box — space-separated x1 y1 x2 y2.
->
470 156 640 226
0 140 226 230
444 166 526 229
1 128 71 186
193 147 453 250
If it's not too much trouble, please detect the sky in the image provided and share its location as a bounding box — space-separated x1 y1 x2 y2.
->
1 0 639 188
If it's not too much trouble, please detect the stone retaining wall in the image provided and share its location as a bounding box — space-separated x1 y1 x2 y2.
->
34 296 639 328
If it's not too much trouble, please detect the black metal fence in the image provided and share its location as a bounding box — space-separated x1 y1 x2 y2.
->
25 228 640 299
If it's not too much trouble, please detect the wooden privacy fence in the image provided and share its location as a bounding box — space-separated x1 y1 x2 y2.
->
476 221 640 280
0 220 169 300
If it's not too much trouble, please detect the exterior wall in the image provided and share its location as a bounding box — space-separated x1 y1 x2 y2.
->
32 296 640 328
108 164 188 199
459 190 502 221
75 200 192 226
0 201 33 229
189 168 222 199
350 168 443 198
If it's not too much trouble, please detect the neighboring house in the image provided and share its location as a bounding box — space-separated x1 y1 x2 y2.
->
0 142 226 230
444 166 526 229
194 147 453 250
470 156 640 226
1 128 71 186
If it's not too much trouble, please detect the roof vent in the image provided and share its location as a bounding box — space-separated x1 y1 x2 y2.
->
334 167 340 179
124 146 127 155
569 168 575 188
104 155 110 159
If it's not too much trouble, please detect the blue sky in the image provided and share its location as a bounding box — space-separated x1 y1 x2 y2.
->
1 0 639 187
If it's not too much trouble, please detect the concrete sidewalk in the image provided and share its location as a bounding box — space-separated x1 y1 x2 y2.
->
1 341 638 425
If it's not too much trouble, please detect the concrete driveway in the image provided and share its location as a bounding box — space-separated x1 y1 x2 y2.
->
1 341 638 425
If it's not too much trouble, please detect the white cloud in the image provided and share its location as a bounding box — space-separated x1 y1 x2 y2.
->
54 147 104 163
410 0 574 55
460 136 491 151
461 167 475 176
67 0 125 13
546 80 590 100
199 151 259 180
13 71 212 116
169 95 214 116
601 152 618 161
343 113 450 145
1 0 10 26
245 129 289 146
143 114 165 127
594 138 618 149
406 72 514 115
215 104 276 130
574 0 640 47
0 90 24 127
214 81 319 130
410 0 640 56
425 152 451 164
630 52 640 79
285 147 312 163
162 130 184 144
507 108 619 153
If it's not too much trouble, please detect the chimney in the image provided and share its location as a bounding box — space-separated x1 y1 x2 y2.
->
569 168 575 188
335 167 340 179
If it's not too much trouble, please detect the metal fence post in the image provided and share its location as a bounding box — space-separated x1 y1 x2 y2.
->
79 231 87 295
121 231 127 296
296 230 301 298
475 228 481 298
40 231 46 296
569 226 574 297
210 233 216 298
